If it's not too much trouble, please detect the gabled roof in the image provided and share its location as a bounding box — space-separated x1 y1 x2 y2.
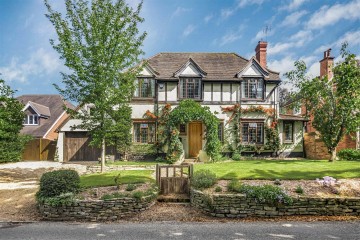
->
237 57 270 78
173 58 207 77
145 52 281 81
16 95 75 138
23 101 51 117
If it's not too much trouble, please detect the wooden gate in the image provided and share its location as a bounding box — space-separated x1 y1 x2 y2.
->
156 164 193 195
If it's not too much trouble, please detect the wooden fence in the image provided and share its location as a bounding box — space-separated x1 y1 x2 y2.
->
22 139 57 161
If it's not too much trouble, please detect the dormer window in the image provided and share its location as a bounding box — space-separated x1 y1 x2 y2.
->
134 78 155 98
24 115 39 125
179 78 201 100
242 78 263 100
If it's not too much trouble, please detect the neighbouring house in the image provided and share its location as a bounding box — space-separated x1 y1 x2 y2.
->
17 95 74 160
57 41 307 162
282 49 360 159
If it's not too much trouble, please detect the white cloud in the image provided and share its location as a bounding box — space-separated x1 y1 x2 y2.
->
215 24 246 46
182 24 196 37
0 48 60 83
268 30 313 56
268 42 293 56
172 7 191 18
307 61 320 78
307 0 360 29
204 14 213 23
252 28 274 42
268 56 296 75
221 0 266 19
280 10 308 27
237 0 266 8
279 0 309 12
315 30 360 54
221 8 236 19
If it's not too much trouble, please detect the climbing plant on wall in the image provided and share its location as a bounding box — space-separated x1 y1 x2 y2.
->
157 100 221 163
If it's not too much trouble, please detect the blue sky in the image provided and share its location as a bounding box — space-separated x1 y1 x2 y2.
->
1 0 360 96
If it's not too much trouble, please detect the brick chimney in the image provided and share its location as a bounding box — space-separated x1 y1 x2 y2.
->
319 48 334 79
255 41 268 68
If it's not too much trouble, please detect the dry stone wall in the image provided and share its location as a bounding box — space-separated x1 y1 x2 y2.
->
191 189 360 218
39 195 156 221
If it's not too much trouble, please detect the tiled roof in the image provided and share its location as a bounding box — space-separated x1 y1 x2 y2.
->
17 95 75 138
147 52 281 81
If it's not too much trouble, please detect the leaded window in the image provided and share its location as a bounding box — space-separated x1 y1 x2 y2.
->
133 123 156 143
179 78 201 99
242 78 263 99
283 121 294 143
134 78 155 98
241 122 264 144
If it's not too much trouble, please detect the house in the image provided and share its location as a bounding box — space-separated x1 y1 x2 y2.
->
57 41 306 162
283 49 360 159
17 94 74 160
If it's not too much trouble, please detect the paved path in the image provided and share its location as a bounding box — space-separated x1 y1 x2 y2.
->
0 221 359 240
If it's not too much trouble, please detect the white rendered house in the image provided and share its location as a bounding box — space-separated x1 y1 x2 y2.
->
58 41 306 162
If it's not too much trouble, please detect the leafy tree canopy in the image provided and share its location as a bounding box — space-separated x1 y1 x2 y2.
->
285 43 360 161
45 0 146 170
0 79 30 162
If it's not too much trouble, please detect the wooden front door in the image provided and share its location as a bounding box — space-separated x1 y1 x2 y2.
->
189 122 202 158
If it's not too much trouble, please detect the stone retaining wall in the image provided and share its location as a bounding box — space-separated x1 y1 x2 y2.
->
39 195 156 221
191 189 360 218
86 165 155 174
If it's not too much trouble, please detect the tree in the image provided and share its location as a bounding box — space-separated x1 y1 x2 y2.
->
285 44 360 161
45 0 146 171
0 79 30 162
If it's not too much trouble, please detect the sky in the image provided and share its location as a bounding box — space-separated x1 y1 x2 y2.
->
0 0 360 96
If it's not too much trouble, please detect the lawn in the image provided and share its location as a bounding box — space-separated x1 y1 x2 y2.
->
80 170 154 188
195 160 360 180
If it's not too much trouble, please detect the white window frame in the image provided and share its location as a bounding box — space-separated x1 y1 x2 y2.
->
24 115 39 125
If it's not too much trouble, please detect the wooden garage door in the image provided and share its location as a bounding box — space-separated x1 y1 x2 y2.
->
64 132 118 162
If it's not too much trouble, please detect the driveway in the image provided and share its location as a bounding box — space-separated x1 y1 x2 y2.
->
0 161 87 221
1 221 360 240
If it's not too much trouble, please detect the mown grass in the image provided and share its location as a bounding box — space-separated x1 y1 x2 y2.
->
98 161 158 166
80 170 154 188
195 160 360 180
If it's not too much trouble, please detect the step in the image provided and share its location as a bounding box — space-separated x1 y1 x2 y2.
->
157 194 190 203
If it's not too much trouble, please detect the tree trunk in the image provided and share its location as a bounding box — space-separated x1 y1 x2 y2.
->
329 148 337 162
101 138 106 173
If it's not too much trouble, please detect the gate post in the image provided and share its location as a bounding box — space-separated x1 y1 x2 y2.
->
156 164 159 186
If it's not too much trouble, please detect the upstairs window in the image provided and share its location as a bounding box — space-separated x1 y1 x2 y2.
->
24 115 39 125
242 78 263 99
179 78 201 100
134 78 155 98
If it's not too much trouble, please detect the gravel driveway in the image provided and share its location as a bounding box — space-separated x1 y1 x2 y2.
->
0 161 87 221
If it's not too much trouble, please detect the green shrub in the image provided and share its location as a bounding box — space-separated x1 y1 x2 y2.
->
215 186 222 192
132 191 144 199
38 192 76 207
295 185 304 194
191 169 217 189
37 170 80 199
126 184 137 191
232 152 241 161
338 149 360 161
227 180 292 205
